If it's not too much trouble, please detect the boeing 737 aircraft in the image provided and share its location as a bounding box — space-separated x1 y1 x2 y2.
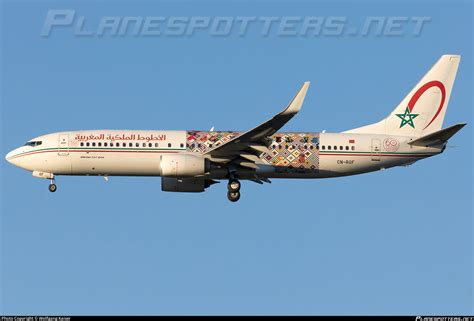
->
5 55 465 202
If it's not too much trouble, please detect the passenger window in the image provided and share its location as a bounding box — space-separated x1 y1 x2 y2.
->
149 143 152 147
129 143 133 147
168 143 172 148
80 142 84 147
143 143 146 147
322 145 325 150
122 143 126 147
92 142 96 147
340 146 343 150
351 146 355 151
136 143 139 147
155 143 159 147
104 142 108 147
86 142 90 147
180 143 184 148
98 142 102 147
116 142 119 147
345 146 349 150
328 146 331 150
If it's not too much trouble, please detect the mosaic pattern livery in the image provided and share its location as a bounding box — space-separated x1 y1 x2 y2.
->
186 131 241 153
265 132 320 172
186 131 320 171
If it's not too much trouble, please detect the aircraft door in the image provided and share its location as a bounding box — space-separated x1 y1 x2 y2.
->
58 134 69 156
371 138 381 161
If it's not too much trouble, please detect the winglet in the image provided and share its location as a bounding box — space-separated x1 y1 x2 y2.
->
205 81 311 157
282 81 310 116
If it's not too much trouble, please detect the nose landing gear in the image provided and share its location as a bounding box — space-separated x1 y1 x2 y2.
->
227 178 241 202
48 177 57 193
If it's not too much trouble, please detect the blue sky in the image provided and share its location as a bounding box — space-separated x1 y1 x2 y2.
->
1 0 472 315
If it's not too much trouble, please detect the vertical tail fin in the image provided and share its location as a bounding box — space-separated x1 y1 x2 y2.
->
345 55 461 136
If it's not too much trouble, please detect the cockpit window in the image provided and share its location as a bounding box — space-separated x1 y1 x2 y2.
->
24 141 42 147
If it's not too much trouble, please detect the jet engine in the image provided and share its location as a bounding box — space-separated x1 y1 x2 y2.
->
161 177 218 192
160 154 208 177
161 177 205 192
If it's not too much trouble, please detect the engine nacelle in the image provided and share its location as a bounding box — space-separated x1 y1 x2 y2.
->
160 154 207 177
161 177 205 193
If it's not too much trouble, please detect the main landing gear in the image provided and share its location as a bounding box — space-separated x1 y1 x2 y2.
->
48 177 57 193
227 178 241 202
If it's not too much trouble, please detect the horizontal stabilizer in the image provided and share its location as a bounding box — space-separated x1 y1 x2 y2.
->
408 123 466 147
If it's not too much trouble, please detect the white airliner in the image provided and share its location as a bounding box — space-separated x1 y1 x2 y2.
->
5 55 465 202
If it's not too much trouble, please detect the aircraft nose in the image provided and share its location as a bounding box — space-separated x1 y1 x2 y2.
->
5 149 19 166
5 147 34 170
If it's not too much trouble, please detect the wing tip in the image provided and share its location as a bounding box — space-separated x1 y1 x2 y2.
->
284 81 311 114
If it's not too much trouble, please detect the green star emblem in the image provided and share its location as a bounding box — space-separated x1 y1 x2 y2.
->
396 107 419 128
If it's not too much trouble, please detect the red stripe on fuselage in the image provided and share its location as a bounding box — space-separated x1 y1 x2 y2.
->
7 149 181 160
8 149 432 161
319 153 429 157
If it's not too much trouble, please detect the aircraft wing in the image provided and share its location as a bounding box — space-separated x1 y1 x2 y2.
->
204 82 310 166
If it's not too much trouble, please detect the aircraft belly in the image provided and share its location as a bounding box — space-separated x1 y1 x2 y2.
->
319 154 374 177
318 154 427 177
71 152 161 176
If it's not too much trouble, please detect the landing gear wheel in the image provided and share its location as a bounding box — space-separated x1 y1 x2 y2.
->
227 179 241 192
48 183 57 193
227 191 241 202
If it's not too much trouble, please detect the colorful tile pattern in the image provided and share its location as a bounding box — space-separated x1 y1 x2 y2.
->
186 131 241 153
186 131 320 171
263 132 320 172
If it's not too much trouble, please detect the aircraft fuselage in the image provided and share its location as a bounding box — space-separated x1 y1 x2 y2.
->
5 130 441 180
